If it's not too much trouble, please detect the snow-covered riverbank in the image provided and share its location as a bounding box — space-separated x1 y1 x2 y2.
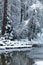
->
33 61 43 65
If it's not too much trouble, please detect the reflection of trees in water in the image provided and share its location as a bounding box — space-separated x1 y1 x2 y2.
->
1 53 13 65
6 53 14 65
0 52 34 65
1 54 6 65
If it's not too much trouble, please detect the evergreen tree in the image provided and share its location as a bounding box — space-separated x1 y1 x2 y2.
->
5 21 17 40
28 17 36 41
4 21 13 40
28 10 41 41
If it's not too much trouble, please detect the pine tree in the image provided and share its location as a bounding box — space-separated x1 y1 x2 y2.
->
4 21 14 40
28 9 41 41
28 16 36 41
5 20 17 40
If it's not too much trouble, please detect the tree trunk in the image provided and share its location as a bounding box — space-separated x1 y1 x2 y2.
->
2 0 8 35
20 1 22 22
20 0 23 22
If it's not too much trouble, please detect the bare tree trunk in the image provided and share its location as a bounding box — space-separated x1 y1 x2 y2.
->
2 0 8 35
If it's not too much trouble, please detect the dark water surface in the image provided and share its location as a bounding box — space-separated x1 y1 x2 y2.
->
0 47 43 65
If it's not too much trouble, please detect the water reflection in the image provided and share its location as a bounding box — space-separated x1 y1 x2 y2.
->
0 51 34 65
0 47 43 65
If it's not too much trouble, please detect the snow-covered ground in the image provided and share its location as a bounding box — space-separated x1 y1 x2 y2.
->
0 33 43 48
0 31 43 53
0 37 32 46
31 29 43 44
33 61 43 65
0 37 32 53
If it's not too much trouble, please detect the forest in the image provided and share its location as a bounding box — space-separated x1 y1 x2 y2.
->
0 0 43 65
0 0 43 41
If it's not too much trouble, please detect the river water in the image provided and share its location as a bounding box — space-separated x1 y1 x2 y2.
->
0 47 43 65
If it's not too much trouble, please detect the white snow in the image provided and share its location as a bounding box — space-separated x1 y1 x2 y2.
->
41 28 43 33
24 19 30 26
37 33 41 38
34 61 43 65
31 31 43 44
0 31 43 53
7 24 11 28
0 37 32 53
31 4 36 10
36 22 40 27
0 30 1 34
30 1 43 10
